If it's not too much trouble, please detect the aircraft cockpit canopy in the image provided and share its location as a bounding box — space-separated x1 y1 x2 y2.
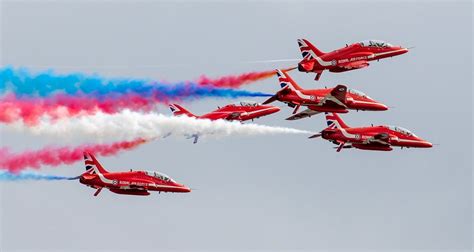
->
145 171 174 182
359 40 393 48
239 101 259 107
387 125 416 137
347 88 371 99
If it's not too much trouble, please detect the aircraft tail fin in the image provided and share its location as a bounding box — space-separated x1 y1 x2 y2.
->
83 152 109 175
169 104 196 117
297 39 325 58
275 69 303 90
325 112 349 129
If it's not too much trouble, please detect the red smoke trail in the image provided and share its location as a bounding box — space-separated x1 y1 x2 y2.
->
0 138 147 173
0 94 159 126
196 67 296 88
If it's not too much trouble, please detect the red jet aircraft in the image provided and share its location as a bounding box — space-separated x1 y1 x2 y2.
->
169 102 280 143
170 102 280 121
310 113 432 152
263 69 388 120
79 152 191 196
297 39 409 80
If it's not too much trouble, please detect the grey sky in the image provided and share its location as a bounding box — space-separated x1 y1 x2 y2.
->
0 1 472 251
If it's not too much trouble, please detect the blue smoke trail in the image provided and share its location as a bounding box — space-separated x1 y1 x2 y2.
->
0 171 78 181
0 66 271 98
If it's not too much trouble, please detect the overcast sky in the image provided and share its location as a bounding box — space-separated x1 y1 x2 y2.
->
0 1 472 251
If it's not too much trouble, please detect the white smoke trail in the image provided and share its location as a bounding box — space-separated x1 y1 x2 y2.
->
6 110 310 142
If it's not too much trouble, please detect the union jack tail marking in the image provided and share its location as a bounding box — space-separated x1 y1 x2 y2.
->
297 39 325 59
83 152 109 175
169 104 196 118
325 112 349 129
275 69 303 90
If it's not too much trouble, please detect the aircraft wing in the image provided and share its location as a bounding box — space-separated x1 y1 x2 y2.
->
317 85 348 109
332 133 391 152
286 109 321 120
339 60 369 70
365 133 391 145
205 111 241 121
224 112 242 120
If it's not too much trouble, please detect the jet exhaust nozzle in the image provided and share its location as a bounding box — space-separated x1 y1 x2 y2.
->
298 61 314 72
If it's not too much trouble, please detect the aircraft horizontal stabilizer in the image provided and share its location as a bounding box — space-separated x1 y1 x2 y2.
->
308 133 322 139
262 95 278 104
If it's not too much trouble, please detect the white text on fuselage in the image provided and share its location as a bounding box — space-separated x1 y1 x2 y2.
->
338 56 367 64
115 181 154 187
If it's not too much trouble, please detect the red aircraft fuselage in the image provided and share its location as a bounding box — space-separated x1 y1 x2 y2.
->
79 152 191 196
169 102 280 143
263 70 387 120
297 39 409 80
169 102 280 121
311 113 432 152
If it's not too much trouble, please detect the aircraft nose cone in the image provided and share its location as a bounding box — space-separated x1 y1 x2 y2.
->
183 187 192 192
389 46 409 56
376 103 389 111
394 47 409 55
365 102 388 111
411 138 433 148
420 141 433 148
260 106 280 115
270 106 281 113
